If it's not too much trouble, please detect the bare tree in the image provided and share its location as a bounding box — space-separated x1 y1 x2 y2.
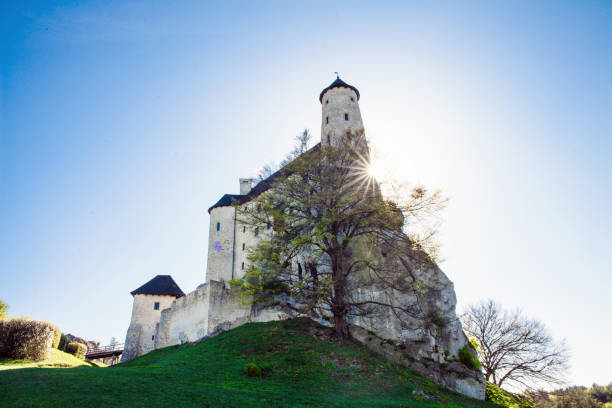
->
233 129 447 338
461 299 570 390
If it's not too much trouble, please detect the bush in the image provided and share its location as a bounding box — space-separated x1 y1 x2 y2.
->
486 382 534 408
51 325 61 349
429 311 446 328
458 345 482 371
244 362 262 377
0 318 55 360
66 342 87 360
469 337 479 351
58 333 70 351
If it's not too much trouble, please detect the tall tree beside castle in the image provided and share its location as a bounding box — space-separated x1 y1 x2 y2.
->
234 118 446 339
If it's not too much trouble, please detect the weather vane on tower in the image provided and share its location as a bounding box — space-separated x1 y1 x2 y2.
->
334 71 339 79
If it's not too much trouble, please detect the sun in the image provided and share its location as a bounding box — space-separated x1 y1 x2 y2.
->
367 160 386 181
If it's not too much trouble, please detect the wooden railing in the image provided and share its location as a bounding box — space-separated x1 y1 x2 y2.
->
86 343 124 354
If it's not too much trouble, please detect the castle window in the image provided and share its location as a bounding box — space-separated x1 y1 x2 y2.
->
350 97 354 102
326 100 329 104
243 226 246 233
152 335 155 341
242 243 245 251
326 134 330 144
216 222 220 231
344 113 349 121
267 223 271 230
326 116 329 124
154 302 160 310
241 262 244 270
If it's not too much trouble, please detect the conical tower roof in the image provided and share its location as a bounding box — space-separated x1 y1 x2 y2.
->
130 275 185 297
319 77 360 103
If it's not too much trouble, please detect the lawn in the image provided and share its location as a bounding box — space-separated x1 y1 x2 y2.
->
0 318 499 407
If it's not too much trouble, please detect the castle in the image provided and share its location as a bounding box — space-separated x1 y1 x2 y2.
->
121 77 486 399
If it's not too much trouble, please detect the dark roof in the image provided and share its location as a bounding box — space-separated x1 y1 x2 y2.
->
208 143 321 213
130 275 185 297
319 77 360 103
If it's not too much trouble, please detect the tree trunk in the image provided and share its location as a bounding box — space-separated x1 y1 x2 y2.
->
331 253 350 338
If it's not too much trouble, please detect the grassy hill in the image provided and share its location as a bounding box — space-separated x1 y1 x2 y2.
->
0 318 500 407
0 348 100 370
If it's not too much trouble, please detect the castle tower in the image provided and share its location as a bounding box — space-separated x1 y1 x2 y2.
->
121 275 185 361
320 76 364 146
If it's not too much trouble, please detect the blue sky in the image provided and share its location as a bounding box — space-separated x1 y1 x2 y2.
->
1 1 610 387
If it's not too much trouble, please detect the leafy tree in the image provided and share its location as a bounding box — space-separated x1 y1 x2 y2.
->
0 298 7 320
232 130 447 338
461 299 570 390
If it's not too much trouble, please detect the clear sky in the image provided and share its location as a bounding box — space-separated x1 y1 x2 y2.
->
1 1 610 388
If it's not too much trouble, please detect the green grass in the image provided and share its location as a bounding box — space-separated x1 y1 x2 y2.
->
0 348 96 370
0 318 500 407
486 383 534 408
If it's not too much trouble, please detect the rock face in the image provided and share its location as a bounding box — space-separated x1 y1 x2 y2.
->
344 244 486 399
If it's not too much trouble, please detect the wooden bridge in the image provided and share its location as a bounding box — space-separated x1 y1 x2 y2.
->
85 343 124 365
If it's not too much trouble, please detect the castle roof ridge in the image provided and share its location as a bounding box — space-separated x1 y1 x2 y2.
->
130 275 185 298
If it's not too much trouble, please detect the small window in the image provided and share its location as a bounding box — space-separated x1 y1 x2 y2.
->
152 335 155 341
216 222 220 231
326 116 329 124
344 113 349 121
154 302 160 310
241 262 244 270
350 97 354 102
267 223 271 230
243 226 246 233
326 99 329 104
326 134 330 144
242 243 245 251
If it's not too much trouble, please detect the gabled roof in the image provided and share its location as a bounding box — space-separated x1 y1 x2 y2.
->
208 143 321 213
319 77 360 103
130 275 185 298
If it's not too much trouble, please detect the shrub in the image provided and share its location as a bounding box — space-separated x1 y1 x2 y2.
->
469 337 479 351
0 318 55 360
458 345 482 371
244 362 262 377
51 325 62 349
486 382 534 408
429 311 446 328
66 342 87 360
58 333 70 351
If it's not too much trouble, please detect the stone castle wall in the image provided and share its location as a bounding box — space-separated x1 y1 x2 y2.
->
122 294 175 361
320 87 364 146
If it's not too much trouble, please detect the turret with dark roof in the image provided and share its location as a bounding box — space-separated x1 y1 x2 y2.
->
319 76 360 103
130 275 185 298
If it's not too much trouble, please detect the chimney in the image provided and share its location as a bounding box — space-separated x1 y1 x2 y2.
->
239 178 253 195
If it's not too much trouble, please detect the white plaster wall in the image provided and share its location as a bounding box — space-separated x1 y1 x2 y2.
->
206 206 236 283
320 87 364 146
156 283 211 348
233 204 266 280
122 294 176 360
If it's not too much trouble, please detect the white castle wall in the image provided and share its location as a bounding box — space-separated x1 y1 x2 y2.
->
320 87 364 146
153 280 284 349
122 294 176 361
206 206 236 283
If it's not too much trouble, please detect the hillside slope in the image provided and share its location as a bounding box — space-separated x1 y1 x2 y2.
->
0 318 497 407
0 348 97 370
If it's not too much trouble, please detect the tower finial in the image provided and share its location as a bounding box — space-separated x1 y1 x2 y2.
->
334 71 339 79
